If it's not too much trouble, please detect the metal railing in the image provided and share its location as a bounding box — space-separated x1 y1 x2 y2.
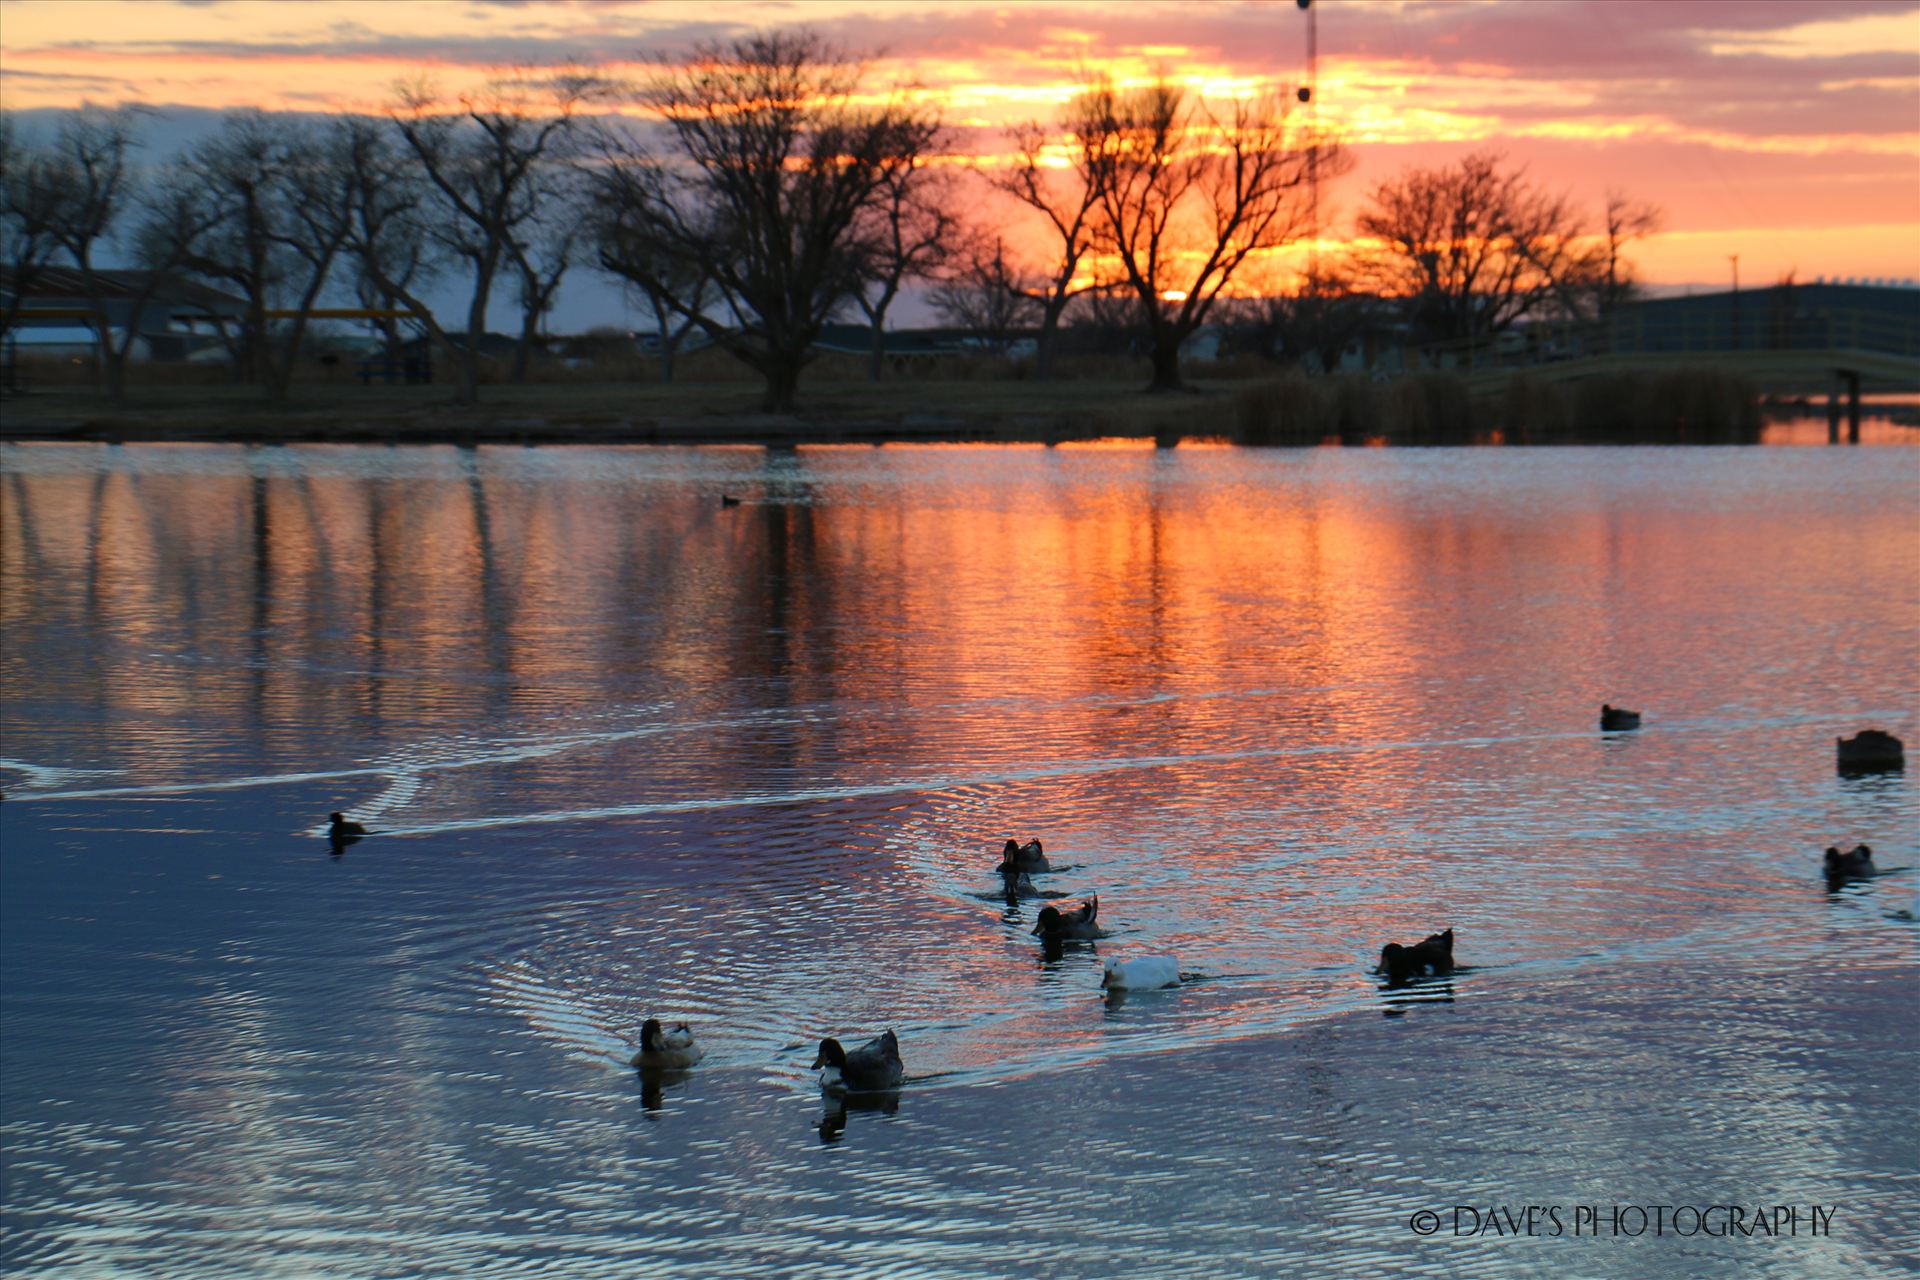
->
1416 303 1920 373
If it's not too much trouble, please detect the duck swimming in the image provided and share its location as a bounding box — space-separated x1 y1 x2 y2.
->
812 1030 904 1093
997 838 1051 874
1377 928 1454 984
1100 955 1180 991
1824 844 1874 878
1000 869 1041 901
1836 729 1904 772
630 1018 704 1070
327 812 368 842
1600 705 1641 731
1032 895 1102 941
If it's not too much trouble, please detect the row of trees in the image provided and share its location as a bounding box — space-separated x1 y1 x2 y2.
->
2 30 1658 411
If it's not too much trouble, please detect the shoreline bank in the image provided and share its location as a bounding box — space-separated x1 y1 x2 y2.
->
0 377 1228 447
2 371 1907 448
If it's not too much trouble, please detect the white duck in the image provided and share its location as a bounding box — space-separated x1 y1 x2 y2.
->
1101 955 1181 991
630 1018 704 1069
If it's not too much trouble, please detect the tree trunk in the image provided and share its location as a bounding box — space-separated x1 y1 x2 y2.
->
658 341 675 384
457 257 496 406
510 311 538 384
761 353 802 413
456 349 481 405
1146 338 1184 392
99 342 127 401
867 321 885 383
1036 298 1069 380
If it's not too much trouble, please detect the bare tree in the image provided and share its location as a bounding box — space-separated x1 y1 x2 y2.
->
587 160 717 382
505 168 585 382
1067 281 1151 355
340 117 437 367
378 69 598 404
170 111 357 400
1357 149 1589 347
850 143 958 382
1587 191 1662 323
41 107 139 396
1 113 72 347
991 120 1107 378
1217 264 1382 371
927 235 1043 353
1075 76 1337 391
594 31 943 412
35 107 214 400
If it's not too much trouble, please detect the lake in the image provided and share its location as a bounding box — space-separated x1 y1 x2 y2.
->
3 438 1916 1279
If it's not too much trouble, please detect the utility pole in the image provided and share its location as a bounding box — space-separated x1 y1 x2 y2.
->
1729 253 1740 349
1297 0 1318 290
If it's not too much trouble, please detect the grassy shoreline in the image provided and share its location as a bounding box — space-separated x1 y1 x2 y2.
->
0 378 1231 446
0 363 1808 447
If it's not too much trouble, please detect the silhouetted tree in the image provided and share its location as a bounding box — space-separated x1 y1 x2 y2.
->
1074 75 1338 391
1219 266 1381 371
340 117 438 365
380 69 599 404
505 168 586 382
594 31 943 411
1585 191 1662 324
36 107 214 400
587 165 717 383
850 137 958 382
927 235 1042 353
171 111 357 400
990 119 1107 378
1 113 71 347
1358 149 1588 347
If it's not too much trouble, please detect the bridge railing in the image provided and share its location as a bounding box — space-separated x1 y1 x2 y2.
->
1414 304 1920 373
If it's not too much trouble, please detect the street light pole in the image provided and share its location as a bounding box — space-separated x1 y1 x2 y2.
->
1298 0 1317 290
1729 253 1740 349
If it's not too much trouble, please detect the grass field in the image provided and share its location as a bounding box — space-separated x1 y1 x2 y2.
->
0 374 1241 445
1 356 1777 447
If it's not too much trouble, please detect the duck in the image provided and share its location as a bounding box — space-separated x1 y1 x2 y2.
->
811 1029 904 1093
1032 895 1102 941
997 838 1051 874
327 811 368 841
999 869 1048 904
1377 928 1454 984
1836 729 1904 772
1823 844 1874 878
630 1018 704 1070
1599 704 1641 731
1100 955 1180 991
720 494 742 507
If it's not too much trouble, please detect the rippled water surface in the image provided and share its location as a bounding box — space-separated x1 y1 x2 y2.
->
3 440 1917 1278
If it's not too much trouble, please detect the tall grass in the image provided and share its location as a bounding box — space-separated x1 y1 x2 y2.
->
1232 367 1761 446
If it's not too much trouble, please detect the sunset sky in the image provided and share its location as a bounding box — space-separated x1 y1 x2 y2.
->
3 0 1916 325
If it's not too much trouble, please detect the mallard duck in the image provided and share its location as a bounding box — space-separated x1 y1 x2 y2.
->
1836 730 1904 772
999 869 1047 904
630 1018 704 1070
1032 895 1101 941
1100 955 1180 991
1823 844 1874 878
812 1029 903 1093
327 812 368 841
1600 704 1641 731
1377 928 1454 983
997 838 1051 874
